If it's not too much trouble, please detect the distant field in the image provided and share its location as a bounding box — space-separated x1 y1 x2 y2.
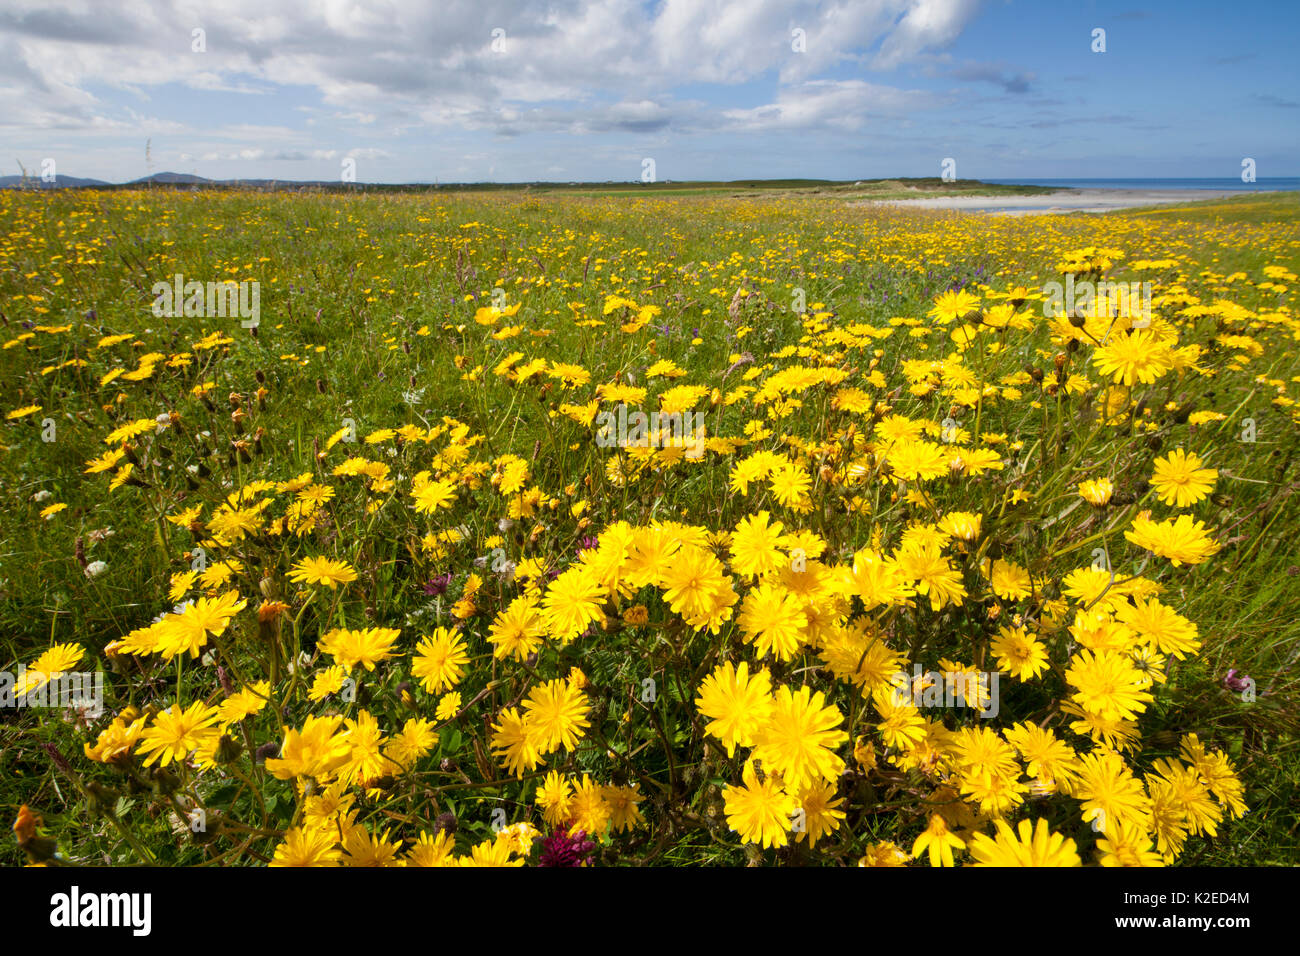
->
1 174 1063 202
2 188 1296 867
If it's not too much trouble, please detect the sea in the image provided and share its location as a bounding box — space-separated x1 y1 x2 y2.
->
982 177 1300 192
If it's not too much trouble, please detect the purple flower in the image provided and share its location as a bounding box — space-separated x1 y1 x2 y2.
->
1223 669 1253 693
575 536 599 559
422 572 453 597
538 826 597 867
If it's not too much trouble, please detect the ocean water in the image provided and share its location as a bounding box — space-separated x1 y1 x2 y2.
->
983 177 1300 191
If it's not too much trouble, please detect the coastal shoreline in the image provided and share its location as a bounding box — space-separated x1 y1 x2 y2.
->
859 187 1273 215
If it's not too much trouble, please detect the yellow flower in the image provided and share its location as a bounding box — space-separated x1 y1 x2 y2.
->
602 784 646 832
20 642 85 696
1097 822 1166 867
736 582 806 662
152 591 247 660
569 774 612 837
1078 478 1115 506
968 818 1081 867
308 665 348 701
535 770 573 825
435 692 462 722
406 830 456 867
858 841 910 866
1091 330 1172 386
723 759 798 850
85 711 147 762
217 681 271 727
1124 513 1221 566
751 685 847 792
488 594 547 661
270 826 342 867
411 627 470 693
912 814 966 867
695 660 774 756
1066 649 1155 721
730 510 788 578
288 556 358 588
541 566 605 643
492 706 545 777
266 714 352 782
316 627 400 671
990 625 1050 680
1150 448 1217 507
136 701 222 768
522 679 590 754
794 780 846 848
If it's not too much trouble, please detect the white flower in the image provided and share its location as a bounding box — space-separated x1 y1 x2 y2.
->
498 517 514 532
84 560 108 578
32 489 52 503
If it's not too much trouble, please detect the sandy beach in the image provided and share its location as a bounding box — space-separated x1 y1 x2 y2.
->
862 188 1254 215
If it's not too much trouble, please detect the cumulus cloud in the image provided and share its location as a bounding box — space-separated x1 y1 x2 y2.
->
872 0 979 69
721 79 936 131
0 1 981 129
0 0 1004 178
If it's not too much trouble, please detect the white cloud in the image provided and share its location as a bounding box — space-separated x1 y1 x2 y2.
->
873 0 980 69
721 79 936 131
0 1 976 130
0 0 993 179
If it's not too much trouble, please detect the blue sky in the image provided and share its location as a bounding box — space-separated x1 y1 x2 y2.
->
1 0 1296 183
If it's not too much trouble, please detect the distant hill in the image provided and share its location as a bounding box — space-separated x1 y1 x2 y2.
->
1 171 356 190
126 172 212 185
0 174 112 188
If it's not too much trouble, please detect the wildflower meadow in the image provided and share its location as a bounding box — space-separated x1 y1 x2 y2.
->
2 187 1297 869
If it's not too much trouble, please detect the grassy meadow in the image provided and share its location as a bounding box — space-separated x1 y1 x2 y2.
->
1 186 1297 866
